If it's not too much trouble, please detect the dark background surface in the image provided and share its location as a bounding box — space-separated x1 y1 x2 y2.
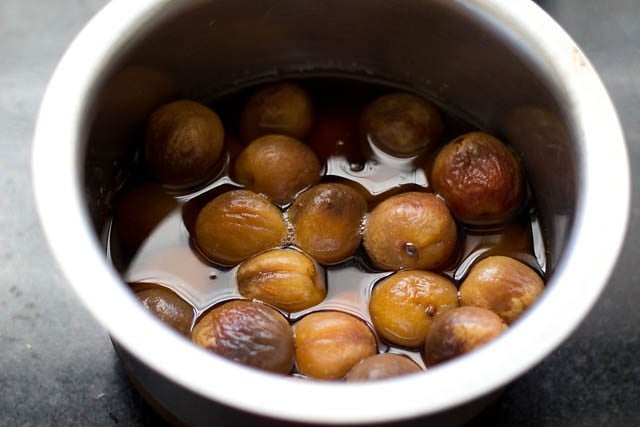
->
1 0 638 425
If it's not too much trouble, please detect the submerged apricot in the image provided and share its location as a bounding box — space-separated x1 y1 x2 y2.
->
144 100 224 187
361 92 443 157
135 285 194 336
240 82 313 142
114 182 177 255
308 113 361 163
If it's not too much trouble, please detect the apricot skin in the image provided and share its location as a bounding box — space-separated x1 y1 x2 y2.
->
237 248 326 312
345 353 422 382
192 300 294 374
460 256 544 324
234 134 321 205
288 183 367 264
361 92 443 157
424 306 507 367
369 270 459 348
240 82 313 142
145 100 224 187
194 189 287 266
363 192 457 271
430 131 524 225
135 285 194 336
293 311 377 380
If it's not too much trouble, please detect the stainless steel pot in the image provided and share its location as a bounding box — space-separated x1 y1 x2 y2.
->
32 0 629 424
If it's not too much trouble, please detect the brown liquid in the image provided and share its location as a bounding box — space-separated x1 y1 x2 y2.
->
106 77 547 371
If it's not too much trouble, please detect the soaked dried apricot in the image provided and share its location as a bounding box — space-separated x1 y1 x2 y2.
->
293 311 377 380
145 100 224 187
369 270 459 348
240 82 313 142
424 306 507 366
361 92 443 157
288 183 367 264
363 192 457 270
345 353 422 382
430 131 524 224
234 134 321 205
192 300 294 374
460 256 544 324
237 248 326 312
194 189 287 265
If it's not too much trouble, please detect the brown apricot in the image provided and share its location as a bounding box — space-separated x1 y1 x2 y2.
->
293 311 377 380
114 182 177 255
288 183 367 264
192 300 294 374
345 353 422 382
194 189 287 265
308 113 361 163
424 306 507 366
240 82 313 142
369 270 459 348
361 92 443 157
459 256 544 324
236 248 326 312
430 131 524 224
363 192 457 270
144 100 225 187
134 285 194 336
234 134 322 205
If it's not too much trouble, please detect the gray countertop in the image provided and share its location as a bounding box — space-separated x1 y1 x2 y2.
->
1 0 638 425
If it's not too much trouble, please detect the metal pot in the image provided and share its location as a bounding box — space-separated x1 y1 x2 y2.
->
32 0 629 424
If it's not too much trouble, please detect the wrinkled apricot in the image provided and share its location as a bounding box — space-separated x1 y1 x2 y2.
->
134 285 194 336
363 192 457 270
194 189 287 265
369 270 459 348
430 131 524 224
114 182 177 255
236 248 326 312
345 353 422 382
424 306 507 366
460 256 544 324
293 311 377 380
288 183 367 264
192 300 294 374
234 134 322 205
361 92 443 157
144 100 225 187
240 82 313 142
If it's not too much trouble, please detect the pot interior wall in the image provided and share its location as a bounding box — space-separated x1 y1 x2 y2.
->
84 0 575 276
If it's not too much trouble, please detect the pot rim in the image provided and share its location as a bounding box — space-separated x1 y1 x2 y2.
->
32 0 629 423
